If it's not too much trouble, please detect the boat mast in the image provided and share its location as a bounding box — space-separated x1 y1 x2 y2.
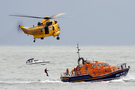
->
77 43 81 59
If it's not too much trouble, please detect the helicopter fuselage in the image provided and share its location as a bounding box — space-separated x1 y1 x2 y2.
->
19 20 60 41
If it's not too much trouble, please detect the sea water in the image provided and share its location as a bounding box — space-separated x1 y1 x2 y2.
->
0 45 135 90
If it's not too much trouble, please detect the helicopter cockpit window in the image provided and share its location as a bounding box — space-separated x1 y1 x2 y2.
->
55 21 57 24
58 25 60 29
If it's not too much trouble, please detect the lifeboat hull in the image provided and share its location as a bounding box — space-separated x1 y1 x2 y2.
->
60 68 130 82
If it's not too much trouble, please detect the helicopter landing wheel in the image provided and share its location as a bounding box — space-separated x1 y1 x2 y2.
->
41 37 44 40
33 39 36 42
56 36 60 40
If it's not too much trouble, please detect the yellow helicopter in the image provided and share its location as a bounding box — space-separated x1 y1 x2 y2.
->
10 13 65 42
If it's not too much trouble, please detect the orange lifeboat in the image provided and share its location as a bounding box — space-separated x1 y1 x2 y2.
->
60 44 130 82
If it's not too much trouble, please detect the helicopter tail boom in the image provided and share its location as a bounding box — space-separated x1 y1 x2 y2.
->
19 25 32 35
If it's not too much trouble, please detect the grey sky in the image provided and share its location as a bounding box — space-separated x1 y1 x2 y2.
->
0 0 135 45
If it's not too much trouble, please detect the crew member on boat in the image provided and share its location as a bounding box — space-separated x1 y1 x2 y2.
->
66 68 69 75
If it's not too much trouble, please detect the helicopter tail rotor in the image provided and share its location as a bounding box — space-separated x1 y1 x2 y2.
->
17 21 23 32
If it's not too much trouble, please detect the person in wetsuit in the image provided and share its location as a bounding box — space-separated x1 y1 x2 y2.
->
44 68 49 76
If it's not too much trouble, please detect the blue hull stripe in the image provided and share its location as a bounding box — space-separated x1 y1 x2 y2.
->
61 68 129 82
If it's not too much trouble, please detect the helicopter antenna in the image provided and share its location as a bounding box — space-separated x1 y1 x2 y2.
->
77 43 81 59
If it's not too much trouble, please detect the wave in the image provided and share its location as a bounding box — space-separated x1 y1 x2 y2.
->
108 74 135 83
40 79 62 83
0 79 62 84
1 77 135 84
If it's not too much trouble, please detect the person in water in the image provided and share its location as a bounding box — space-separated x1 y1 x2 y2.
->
44 68 49 76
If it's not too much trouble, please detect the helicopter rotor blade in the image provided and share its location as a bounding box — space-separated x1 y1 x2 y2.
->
10 13 89 20
10 13 66 19
50 13 66 19
10 14 44 19
54 14 91 19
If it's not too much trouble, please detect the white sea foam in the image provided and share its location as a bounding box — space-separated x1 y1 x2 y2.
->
0 80 61 84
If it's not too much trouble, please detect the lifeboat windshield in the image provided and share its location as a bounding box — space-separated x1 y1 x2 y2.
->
117 63 128 69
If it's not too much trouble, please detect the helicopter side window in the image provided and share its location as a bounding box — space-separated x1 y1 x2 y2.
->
53 26 55 30
46 22 52 26
45 26 49 34
34 30 36 33
41 29 43 32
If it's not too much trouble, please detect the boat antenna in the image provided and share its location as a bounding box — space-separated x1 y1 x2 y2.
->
77 43 81 59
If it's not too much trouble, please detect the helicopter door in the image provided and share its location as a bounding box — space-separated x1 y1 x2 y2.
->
45 22 52 34
45 26 49 34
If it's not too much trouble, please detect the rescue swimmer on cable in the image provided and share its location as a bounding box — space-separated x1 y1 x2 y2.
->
10 13 65 42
